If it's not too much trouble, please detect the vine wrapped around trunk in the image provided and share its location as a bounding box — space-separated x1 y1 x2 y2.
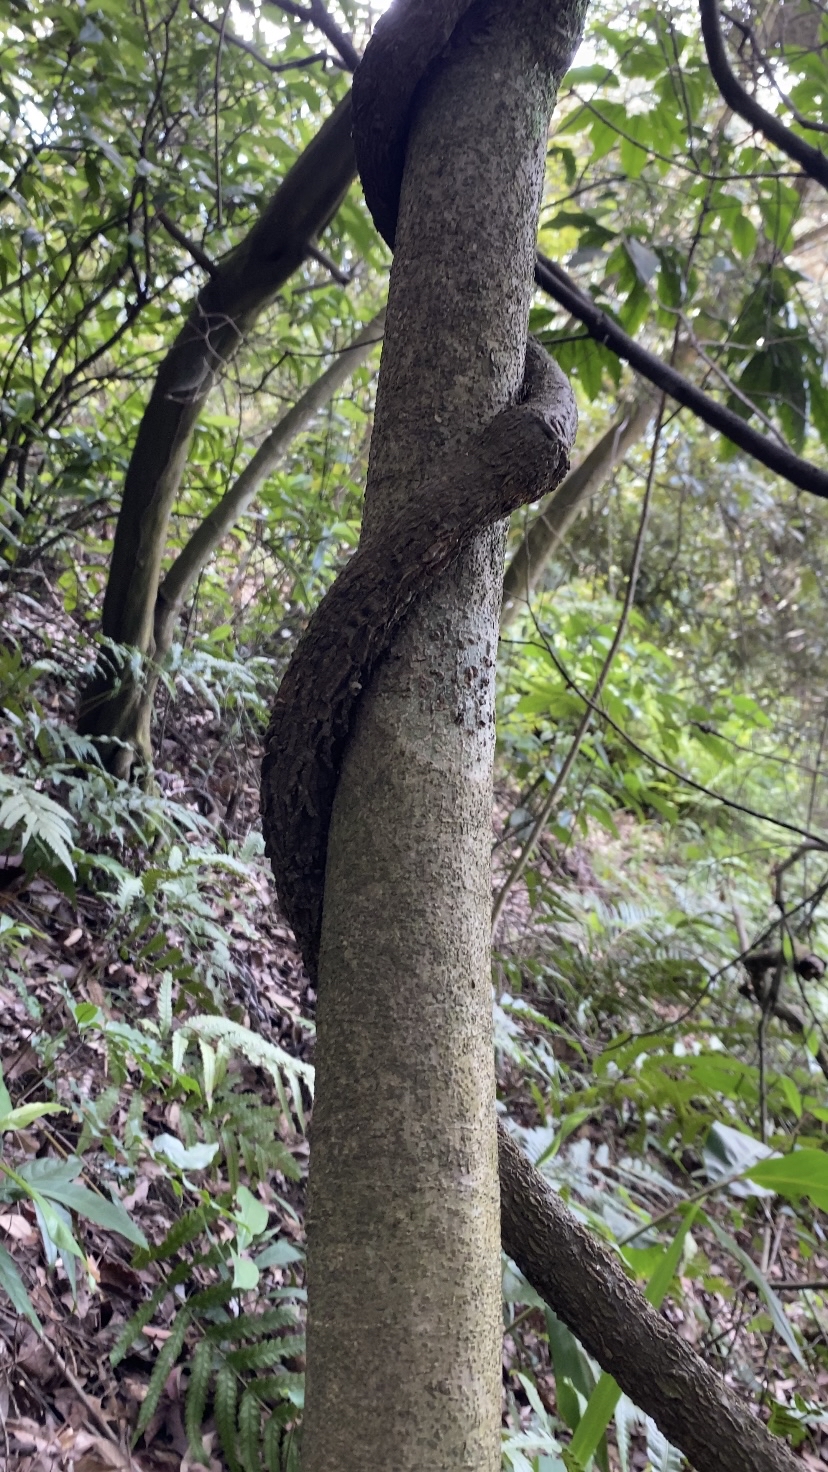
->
260 3 802 1469
261 334 575 978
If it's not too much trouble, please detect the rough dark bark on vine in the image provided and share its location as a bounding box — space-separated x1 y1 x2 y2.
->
77 95 357 774
501 385 658 623
79 9 828 777
499 1127 800 1472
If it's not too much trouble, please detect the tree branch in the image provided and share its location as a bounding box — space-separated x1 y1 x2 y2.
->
498 1124 801 1472
189 2 331 73
154 308 385 650
699 0 828 190
306 242 351 283
721 7 828 137
534 253 828 500
265 0 360 72
155 209 217 277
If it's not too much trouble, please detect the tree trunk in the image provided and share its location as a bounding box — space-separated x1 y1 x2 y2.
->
77 96 357 773
299 3 584 1468
102 309 386 772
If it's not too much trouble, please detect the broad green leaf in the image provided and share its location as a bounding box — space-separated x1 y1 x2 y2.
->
234 1185 269 1240
31 1176 148 1248
568 1208 698 1466
0 1240 42 1332
231 1252 259 1290
748 1150 828 1212
152 1134 219 1171
703 1121 776 1198
255 1240 305 1269
0 1102 64 1131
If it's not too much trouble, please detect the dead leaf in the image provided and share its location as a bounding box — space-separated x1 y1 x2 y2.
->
0 1210 38 1243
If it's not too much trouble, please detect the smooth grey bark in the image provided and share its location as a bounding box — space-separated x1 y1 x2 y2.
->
300 2 585 1469
502 386 657 623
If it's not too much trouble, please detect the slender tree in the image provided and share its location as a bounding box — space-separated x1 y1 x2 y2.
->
99 308 385 769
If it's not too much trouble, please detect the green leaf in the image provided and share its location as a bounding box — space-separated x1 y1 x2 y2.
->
133 1207 209 1268
231 1253 260 1290
152 1134 219 1171
731 210 757 260
28 1192 85 1262
0 1102 65 1131
703 1122 776 1198
748 1149 828 1212
110 1272 187 1366
569 1208 698 1466
646 1420 682 1471
40 1180 147 1247
706 1217 805 1367
0 779 76 876
254 1240 304 1270
546 1309 602 1458
239 1388 262 1472
185 1339 214 1465
215 1363 241 1472
235 1186 269 1240
134 1310 191 1441
0 1240 42 1332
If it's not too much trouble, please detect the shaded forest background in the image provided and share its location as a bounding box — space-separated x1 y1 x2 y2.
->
3 0 828 1466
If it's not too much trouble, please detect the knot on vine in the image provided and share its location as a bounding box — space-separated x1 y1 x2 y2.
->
260 0 577 980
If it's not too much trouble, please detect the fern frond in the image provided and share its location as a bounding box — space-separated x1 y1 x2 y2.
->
223 1348 302 1377
215 1363 241 1472
0 777 76 876
204 1308 296 1343
111 1281 167 1366
242 1376 303 1406
111 1259 195 1365
262 1413 282 1472
224 1341 295 1373
214 1096 301 1185
283 1428 301 1472
180 1018 313 1130
187 1279 240 1314
133 1207 209 1267
134 1309 190 1441
185 1338 214 1465
238 1389 262 1472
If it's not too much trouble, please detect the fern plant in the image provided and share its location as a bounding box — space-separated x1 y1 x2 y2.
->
0 772 77 877
196 1092 301 1195
112 1217 305 1472
176 1016 314 1134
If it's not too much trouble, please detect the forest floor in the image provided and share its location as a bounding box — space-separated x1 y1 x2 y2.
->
2 580 828 1470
